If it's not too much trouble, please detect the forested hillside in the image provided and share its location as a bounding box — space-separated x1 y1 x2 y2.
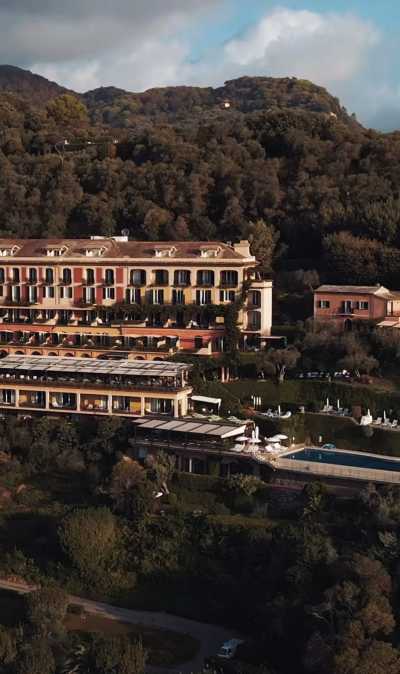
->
1 68 400 284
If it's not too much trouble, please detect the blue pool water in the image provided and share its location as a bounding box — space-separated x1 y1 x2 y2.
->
284 448 400 472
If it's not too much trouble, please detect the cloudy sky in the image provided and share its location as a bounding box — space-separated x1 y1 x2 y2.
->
0 0 399 130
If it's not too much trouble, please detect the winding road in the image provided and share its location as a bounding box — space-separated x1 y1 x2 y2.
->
0 579 239 673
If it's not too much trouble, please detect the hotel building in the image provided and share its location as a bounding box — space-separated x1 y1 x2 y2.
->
314 284 400 330
0 237 272 360
0 355 192 418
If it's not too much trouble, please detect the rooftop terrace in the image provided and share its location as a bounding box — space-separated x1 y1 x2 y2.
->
0 355 191 378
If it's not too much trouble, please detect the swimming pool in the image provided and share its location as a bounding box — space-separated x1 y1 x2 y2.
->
284 448 400 473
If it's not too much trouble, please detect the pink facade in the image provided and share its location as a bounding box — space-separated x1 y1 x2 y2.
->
314 285 400 328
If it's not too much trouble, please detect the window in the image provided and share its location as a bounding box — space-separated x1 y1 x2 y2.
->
197 270 214 286
195 337 203 349
360 301 369 310
104 269 114 285
125 288 141 304
219 290 235 303
62 268 72 284
154 270 169 285
174 270 190 286
102 287 115 301
317 300 330 309
200 247 220 258
85 268 95 285
220 270 238 287
83 287 95 304
196 289 212 305
0 287 3 297
12 268 20 283
45 268 54 284
28 268 37 283
43 286 55 299
249 290 261 307
85 247 105 257
0 247 19 257
154 246 176 258
46 247 66 257
0 269 4 284
60 286 73 299
28 286 38 303
172 289 185 305
150 289 164 305
11 286 21 303
130 269 146 285
146 398 172 414
248 311 261 330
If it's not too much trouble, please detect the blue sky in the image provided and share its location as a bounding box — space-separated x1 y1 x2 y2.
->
0 0 399 129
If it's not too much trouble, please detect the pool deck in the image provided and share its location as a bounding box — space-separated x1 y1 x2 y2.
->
261 446 400 486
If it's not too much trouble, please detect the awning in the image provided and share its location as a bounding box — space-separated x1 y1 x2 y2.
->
377 320 400 328
191 395 222 407
134 417 247 439
55 326 122 336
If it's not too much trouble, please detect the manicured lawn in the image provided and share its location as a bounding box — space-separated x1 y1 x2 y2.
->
66 613 200 667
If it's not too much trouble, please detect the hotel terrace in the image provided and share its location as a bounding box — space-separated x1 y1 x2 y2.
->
0 355 192 418
0 237 272 363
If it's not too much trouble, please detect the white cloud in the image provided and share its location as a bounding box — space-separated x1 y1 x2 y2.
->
221 8 378 84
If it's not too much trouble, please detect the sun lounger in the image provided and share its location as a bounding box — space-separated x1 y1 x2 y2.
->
373 417 382 425
392 420 398 428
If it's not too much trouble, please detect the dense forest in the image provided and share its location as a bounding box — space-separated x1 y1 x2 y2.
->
1 67 400 286
0 414 399 673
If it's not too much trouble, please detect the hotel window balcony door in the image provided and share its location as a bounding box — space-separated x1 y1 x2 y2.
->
154 270 169 286
130 269 146 286
60 286 73 300
83 287 95 304
28 268 37 284
197 270 214 286
0 269 5 284
220 270 238 287
50 392 76 410
105 269 114 285
62 268 72 285
85 269 95 285
172 289 185 305
145 398 173 415
43 286 55 299
174 270 190 286
0 390 15 405
126 288 141 304
103 287 115 301
45 268 54 284
12 268 20 283
28 286 38 304
150 289 164 305
196 289 212 306
247 310 261 331
11 286 21 303
219 290 235 303
342 301 353 314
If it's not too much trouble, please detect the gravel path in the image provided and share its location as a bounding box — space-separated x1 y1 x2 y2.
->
0 579 240 673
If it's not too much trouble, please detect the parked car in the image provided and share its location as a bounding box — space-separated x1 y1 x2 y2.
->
217 640 244 660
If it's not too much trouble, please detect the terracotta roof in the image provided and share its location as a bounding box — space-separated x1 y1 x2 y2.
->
0 238 253 262
316 284 392 296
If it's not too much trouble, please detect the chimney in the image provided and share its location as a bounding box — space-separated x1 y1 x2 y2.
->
233 240 251 258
